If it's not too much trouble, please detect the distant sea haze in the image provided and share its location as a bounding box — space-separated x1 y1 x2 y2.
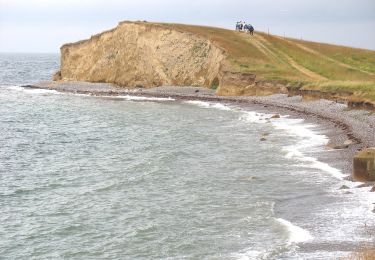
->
0 53 374 259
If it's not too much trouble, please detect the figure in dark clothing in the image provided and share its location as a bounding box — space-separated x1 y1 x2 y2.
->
244 24 254 35
237 21 245 31
236 22 241 31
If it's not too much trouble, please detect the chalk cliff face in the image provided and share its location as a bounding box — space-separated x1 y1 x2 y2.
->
59 22 226 88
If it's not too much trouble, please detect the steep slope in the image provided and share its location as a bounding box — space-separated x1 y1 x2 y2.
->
56 21 375 106
59 22 225 88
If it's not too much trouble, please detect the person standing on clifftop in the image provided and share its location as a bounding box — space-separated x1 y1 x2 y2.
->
249 24 254 35
238 21 243 31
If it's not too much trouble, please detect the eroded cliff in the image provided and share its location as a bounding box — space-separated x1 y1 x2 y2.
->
58 22 226 88
56 21 375 107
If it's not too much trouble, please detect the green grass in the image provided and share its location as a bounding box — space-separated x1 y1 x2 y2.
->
298 40 375 74
304 81 375 101
263 34 375 81
157 22 375 102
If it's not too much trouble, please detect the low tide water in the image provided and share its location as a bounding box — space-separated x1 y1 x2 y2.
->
0 54 374 259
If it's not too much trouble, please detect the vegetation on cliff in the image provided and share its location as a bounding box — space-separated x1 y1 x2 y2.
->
161 23 375 103
57 21 375 105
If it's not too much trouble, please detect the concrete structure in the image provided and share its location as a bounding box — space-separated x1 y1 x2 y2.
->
353 148 375 182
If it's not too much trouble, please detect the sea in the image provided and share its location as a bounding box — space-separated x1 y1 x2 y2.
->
0 53 374 259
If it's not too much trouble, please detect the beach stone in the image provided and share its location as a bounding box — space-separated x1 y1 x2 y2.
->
353 148 375 182
339 185 350 190
327 140 352 150
260 137 267 141
270 114 280 119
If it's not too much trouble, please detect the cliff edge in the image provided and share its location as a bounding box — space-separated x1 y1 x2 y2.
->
58 22 225 90
56 21 375 106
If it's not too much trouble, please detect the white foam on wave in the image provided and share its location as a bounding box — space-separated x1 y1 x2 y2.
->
111 95 175 101
5 85 60 95
239 111 272 123
231 250 262 260
184 100 232 111
273 117 346 179
287 148 345 179
276 218 313 244
231 108 345 180
239 109 345 179
274 119 328 146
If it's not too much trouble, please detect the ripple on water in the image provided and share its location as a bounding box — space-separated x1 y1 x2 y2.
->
0 80 374 259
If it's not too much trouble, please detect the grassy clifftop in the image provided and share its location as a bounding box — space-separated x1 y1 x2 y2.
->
58 21 375 105
160 23 375 103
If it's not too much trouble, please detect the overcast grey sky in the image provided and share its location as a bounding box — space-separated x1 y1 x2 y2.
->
0 0 374 52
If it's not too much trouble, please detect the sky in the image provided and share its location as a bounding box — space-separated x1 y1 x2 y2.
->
0 0 374 53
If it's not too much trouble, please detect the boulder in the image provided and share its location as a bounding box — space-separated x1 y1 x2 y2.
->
270 114 280 119
353 148 375 182
339 185 350 190
327 140 353 150
260 137 267 141
371 185 375 192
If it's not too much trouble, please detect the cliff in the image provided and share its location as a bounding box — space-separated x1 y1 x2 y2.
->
58 22 225 89
56 21 375 107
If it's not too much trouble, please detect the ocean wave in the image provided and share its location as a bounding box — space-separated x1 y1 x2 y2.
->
239 111 272 123
238 108 345 179
184 100 232 111
226 106 345 181
5 85 60 95
276 218 313 244
283 146 346 179
273 118 346 179
231 250 262 260
273 119 328 146
108 95 175 101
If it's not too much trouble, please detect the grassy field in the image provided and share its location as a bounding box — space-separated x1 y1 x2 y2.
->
160 23 375 102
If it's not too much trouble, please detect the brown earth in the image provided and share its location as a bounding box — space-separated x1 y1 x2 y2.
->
55 21 375 109
58 22 225 89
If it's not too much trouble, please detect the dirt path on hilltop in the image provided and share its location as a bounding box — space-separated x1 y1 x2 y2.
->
275 36 375 76
252 34 328 81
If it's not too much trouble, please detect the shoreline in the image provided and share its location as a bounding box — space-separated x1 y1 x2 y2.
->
13 81 375 254
23 81 375 186
3 82 374 259
21 81 375 191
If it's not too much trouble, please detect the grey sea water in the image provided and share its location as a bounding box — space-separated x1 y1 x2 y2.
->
0 53 374 259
